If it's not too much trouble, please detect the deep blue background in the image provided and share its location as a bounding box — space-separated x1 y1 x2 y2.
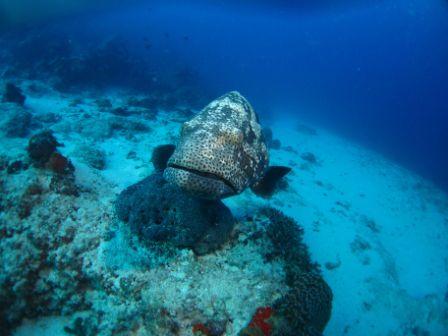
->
5 0 448 190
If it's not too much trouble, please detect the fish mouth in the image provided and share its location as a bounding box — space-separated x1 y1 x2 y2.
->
167 163 237 194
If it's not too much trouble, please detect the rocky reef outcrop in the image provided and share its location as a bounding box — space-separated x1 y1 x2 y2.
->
116 173 236 255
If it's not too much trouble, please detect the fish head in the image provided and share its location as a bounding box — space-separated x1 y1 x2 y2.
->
164 91 269 200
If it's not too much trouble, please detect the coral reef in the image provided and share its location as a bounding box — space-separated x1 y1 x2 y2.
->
0 167 286 335
0 169 99 334
116 173 235 255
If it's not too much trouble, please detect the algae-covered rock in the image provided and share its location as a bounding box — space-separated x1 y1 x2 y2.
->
116 173 235 255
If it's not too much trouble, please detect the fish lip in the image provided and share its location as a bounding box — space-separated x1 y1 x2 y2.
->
167 163 238 194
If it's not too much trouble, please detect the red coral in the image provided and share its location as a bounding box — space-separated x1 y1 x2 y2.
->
46 152 74 175
192 323 211 335
248 307 273 336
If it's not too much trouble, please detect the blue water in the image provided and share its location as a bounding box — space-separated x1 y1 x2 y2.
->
3 0 446 190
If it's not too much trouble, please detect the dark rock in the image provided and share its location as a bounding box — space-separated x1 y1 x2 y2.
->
4 108 32 138
116 173 235 255
27 130 61 166
2 83 26 105
7 160 28 174
301 152 317 164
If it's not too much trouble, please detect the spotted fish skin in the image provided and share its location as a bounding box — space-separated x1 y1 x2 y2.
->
164 91 269 200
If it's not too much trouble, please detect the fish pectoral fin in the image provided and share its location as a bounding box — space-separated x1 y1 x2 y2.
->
251 165 292 198
150 144 176 172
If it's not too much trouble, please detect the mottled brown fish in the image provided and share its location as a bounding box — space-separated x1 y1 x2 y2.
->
153 91 291 200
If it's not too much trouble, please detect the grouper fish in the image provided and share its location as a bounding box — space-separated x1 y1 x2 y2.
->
152 91 291 200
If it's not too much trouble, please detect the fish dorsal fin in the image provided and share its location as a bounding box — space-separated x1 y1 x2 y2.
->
151 144 175 172
251 166 291 198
